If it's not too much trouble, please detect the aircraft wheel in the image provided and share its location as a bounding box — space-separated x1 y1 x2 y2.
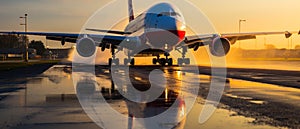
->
124 58 129 65
184 58 190 65
130 58 135 66
114 58 120 65
160 58 166 66
109 58 119 65
168 58 173 66
108 58 112 66
177 58 183 66
152 58 157 65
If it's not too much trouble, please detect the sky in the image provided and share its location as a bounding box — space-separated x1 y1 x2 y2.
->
0 0 300 49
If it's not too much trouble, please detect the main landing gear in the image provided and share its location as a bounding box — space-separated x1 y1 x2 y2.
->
108 45 135 66
152 46 191 66
107 45 190 66
108 45 119 66
108 57 135 66
152 52 173 66
176 46 190 66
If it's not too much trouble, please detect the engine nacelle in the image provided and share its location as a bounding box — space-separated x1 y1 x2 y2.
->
76 37 96 57
120 37 142 50
209 37 231 57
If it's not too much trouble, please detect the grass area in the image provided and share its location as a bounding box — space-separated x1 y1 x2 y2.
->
0 60 60 71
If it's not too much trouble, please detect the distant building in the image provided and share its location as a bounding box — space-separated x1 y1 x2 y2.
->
0 48 36 60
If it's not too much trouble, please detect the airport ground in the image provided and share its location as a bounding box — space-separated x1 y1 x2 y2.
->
0 60 299 129
0 60 60 71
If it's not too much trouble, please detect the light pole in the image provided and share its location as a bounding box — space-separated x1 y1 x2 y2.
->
239 19 246 49
20 14 28 62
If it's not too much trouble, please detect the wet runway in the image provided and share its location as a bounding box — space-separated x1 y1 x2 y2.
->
0 64 299 129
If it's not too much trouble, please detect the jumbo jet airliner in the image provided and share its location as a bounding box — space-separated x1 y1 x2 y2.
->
1 0 299 66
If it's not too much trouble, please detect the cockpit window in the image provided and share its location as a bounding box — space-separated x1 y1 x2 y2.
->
157 12 181 17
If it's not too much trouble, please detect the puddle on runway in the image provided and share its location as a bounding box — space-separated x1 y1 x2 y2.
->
185 99 278 129
227 78 300 107
249 100 265 105
0 65 287 129
225 93 253 100
0 65 86 129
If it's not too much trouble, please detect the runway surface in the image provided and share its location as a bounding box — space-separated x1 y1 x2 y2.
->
0 63 299 129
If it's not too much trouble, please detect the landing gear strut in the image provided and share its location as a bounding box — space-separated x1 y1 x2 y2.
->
108 45 136 66
108 45 120 66
152 53 173 66
176 46 190 65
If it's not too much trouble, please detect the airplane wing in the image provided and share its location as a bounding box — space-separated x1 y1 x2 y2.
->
0 31 129 46
182 30 300 56
184 31 300 47
86 28 132 35
221 31 299 44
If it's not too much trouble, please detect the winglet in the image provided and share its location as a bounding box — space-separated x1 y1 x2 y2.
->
285 31 292 38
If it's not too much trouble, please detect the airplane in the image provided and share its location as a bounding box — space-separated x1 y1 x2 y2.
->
1 0 299 66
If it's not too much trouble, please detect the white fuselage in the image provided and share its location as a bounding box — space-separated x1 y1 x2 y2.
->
124 3 186 52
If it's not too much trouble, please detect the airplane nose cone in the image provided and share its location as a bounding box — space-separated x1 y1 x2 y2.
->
145 17 186 50
175 20 186 41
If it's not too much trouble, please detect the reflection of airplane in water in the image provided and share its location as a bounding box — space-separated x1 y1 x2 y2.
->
125 89 186 129
76 79 186 129
1 0 298 66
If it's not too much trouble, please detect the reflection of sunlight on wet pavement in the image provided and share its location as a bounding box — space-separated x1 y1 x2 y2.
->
0 65 98 129
228 79 300 106
0 65 296 128
185 101 278 129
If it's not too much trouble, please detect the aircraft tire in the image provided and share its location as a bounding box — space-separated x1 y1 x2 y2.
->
184 58 190 65
108 58 112 66
160 58 166 66
152 58 157 65
178 58 183 66
168 58 173 66
130 58 135 66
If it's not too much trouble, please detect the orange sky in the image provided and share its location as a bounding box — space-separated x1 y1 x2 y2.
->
0 0 299 49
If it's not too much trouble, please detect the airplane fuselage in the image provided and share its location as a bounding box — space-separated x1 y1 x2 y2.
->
124 3 186 52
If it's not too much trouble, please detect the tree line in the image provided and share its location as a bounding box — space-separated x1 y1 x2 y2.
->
0 35 26 49
0 35 46 55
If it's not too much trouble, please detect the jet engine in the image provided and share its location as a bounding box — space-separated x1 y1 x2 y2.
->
76 37 96 57
209 37 231 57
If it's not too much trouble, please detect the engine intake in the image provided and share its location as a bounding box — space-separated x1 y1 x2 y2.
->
209 37 231 57
76 37 96 57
